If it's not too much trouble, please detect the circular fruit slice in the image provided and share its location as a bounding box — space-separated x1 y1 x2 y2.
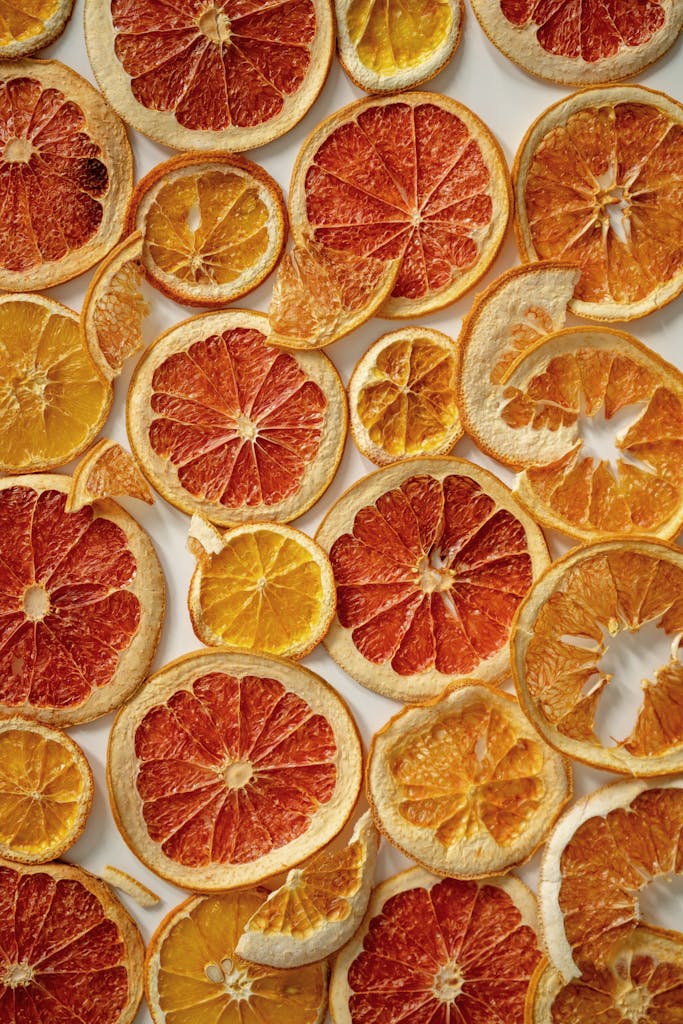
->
513 539 683 776
513 85 683 321
0 59 133 290
0 474 164 727
367 682 570 878
127 152 286 308
289 93 511 318
107 649 363 891
84 0 334 152
66 439 154 513
127 309 347 526
349 327 462 465
0 715 93 863
0 859 144 1024
316 458 549 702
0 0 75 58
145 888 328 1024
330 866 541 1024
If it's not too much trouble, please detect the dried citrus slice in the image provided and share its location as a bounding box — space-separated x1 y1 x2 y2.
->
0 715 93 863
127 152 286 308
316 458 549 702
107 649 363 891
0 59 132 290
0 0 75 57
349 327 462 465
330 866 541 1024
0 859 144 1023
84 0 334 152
513 85 683 321
367 682 570 878
145 888 328 1024
67 439 154 513
0 474 164 727
289 93 511 318
127 309 347 526
513 539 683 776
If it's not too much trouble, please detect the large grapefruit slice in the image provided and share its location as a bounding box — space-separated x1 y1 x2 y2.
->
0 0 75 57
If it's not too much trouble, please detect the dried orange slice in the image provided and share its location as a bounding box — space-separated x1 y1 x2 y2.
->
289 93 511 318
367 683 570 878
85 0 334 152
67 439 154 513
127 309 347 526
316 458 549 702
513 539 683 776
0 715 93 863
349 327 462 465
0 0 75 57
236 811 379 967
0 59 132 290
513 85 683 321
127 152 287 308
0 474 164 727
145 888 328 1024
107 649 362 891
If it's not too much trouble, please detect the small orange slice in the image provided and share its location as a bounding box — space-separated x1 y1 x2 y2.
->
67 439 154 513
0 0 75 57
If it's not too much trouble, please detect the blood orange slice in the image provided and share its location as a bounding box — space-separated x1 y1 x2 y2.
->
107 649 363 891
0 0 75 57
315 458 549 702
289 93 511 318
0 475 164 727
66 439 155 513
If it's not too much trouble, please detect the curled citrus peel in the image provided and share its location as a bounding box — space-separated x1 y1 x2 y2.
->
100 866 160 909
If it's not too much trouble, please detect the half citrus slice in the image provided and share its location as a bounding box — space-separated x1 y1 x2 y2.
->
0 0 75 57
66 439 154 513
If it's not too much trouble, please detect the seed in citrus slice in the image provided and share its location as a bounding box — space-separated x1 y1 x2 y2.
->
367 682 570 878
289 92 511 318
349 327 462 465
0 474 164 727
0 715 93 863
107 649 362 891
127 309 347 526
127 152 287 308
145 888 328 1024
237 811 379 968
0 859 144 1024
330 866 541 1024
0 59 133 290
67 439 154 513
84 0 334 152
315 458 549 703
513 85 683 321
100 866 160 909
0 0 75 57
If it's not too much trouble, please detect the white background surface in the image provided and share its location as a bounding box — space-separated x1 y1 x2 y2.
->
30 3 683 1020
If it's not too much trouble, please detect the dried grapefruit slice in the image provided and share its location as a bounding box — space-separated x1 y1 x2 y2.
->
67 439 154 513
512 539 683 776
367 682 570 878
0 474 164 727
315 458 549 702
513 85 683 321
85 0 334 152
107 649 363 891
0 0 75 57
0 59 133 290
126 309 347 526
289 93 511 318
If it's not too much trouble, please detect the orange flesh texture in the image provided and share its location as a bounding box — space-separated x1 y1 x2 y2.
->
329 472 534 676
522 101 683 307
92 260 149 377
346 0 453 76
0 0 63 45
83 445 154 504
489 303 555 385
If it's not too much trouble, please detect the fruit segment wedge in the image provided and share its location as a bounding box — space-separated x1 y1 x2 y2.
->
0 0 75 57
67 440 154 513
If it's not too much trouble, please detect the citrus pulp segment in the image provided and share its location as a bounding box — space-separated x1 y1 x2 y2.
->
66 439 155 513
513 85 683 321
289 93 511 318
107 649 363 891
367 683 570 878
84 0 334 152
0 59 133 290
0 475 164 727
126 309 347 526
0 0 75 58
315 458 550 702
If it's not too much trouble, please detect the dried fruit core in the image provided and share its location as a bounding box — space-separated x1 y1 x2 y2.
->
3 962 33 988
224 760 253 789
2 138 33 163
22 584 49 621
197 7 231 42
432 962 464 1002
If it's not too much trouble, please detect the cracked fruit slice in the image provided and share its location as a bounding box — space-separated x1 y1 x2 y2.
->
107 649 362 891
66 439 154 513
367 683 570 878
289 93 511 318
315 458 549 703
513 85 683 320
0 0 75 57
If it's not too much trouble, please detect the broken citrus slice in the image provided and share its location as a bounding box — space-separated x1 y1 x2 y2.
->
289 92 511 318
126 309 347 526
0 0 75 57
66 439 154 513
107 649 363 891
367 682 570 878
513 85 683 320
315 458 549 702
